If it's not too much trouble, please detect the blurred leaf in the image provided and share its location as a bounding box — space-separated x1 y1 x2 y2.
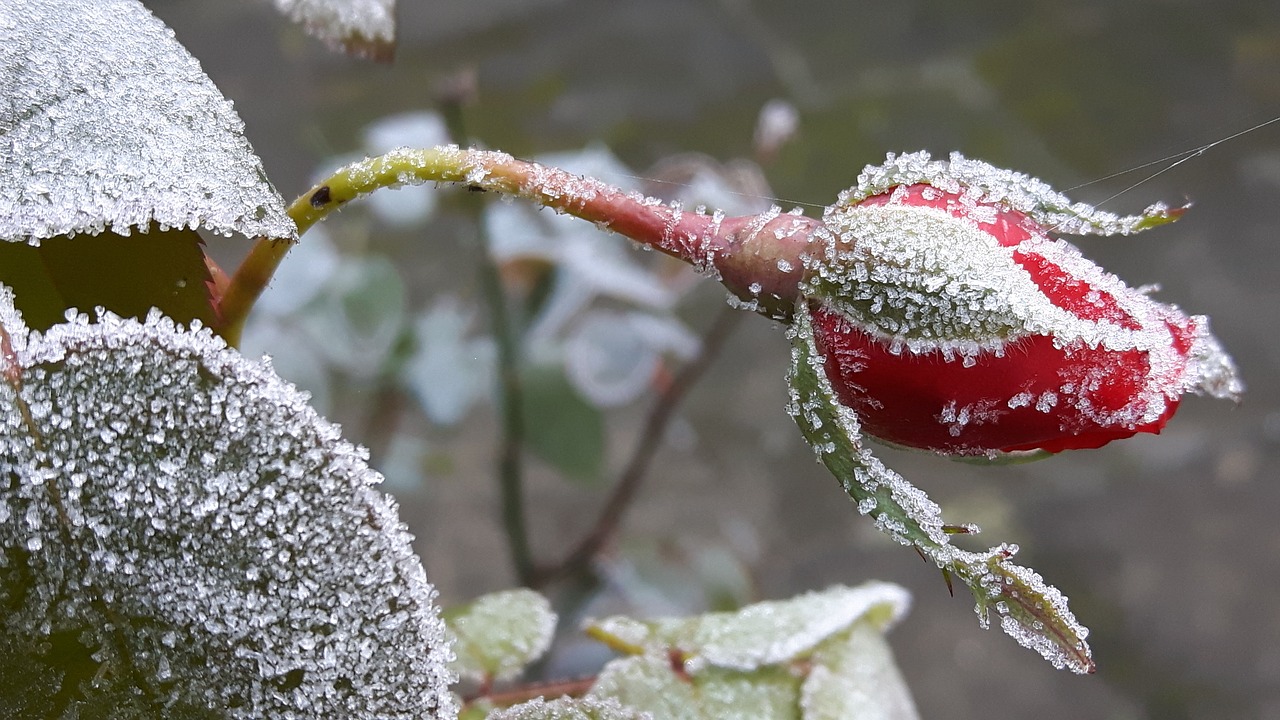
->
0 0 294 244
487 697 646 720
403 300 495 426
583 584 919 719
265 0 396 61
301 256 407 378
0 227 215 332
786 301 1094 673
0 287 454 719
522 363 605 485
801 622 918 720
585 582 909 671
445 589 557 683
589 654 799 720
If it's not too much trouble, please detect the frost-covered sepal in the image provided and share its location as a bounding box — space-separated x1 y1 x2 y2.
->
786 303 1094 673
831 151 1184 236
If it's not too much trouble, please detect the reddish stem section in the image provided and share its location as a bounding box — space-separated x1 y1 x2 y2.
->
446 149 828 320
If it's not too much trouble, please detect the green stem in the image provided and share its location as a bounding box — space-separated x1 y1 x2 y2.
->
219 145 823 344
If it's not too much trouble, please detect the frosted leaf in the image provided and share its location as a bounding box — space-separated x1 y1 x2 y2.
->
0 290 454 718
800 622 919 720
267 0 396 61
445 588 557 683
584 586 917 720
786 301 1094 673
833 151 1183 237
588 653 799 720
0 0 295 244
585 582 909 671
487 696 648 720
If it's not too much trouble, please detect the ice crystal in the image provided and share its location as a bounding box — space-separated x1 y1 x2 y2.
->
0 287 454 718
0 0 295 244
268 0 396 60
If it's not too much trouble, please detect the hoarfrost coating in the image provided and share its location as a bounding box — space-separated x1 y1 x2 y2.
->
0 0 295 243
807 152 1241 455
0 287 454 718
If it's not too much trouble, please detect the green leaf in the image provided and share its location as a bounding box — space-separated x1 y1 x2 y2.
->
444 588 557 683
785 300 1094 673
522 363 606 485
0 227 215 332
0 287 455 719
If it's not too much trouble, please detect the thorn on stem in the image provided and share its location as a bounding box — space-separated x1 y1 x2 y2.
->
913 546 928 563
941 567 954 597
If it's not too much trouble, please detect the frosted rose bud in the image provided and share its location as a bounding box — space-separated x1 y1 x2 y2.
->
803 152 1242 456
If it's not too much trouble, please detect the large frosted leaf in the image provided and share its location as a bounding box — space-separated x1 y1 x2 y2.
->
267 0 396 61
445 588 557 683
0 0 295 244
0 287 454 718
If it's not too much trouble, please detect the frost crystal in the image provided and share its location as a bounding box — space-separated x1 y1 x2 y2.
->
0 0 295 244
0 290 454 718
268 0 396 60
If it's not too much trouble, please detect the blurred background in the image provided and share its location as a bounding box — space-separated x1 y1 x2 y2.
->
151 1 1280 718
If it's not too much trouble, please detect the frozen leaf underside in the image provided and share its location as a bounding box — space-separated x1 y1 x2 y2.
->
0 288 454 719
0 0 295 244
0 227 216 332
785 302 1094 673
267 0 396 60
584 583 919 720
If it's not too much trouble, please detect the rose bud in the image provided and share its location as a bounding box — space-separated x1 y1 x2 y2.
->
798 151 1242 457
